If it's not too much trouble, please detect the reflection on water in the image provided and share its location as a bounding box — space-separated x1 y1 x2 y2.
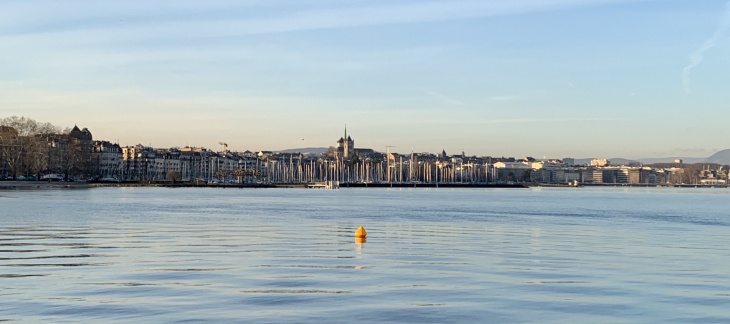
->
1 187 729 323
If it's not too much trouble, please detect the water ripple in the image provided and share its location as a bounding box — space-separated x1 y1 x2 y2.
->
1 187 729 323
240 289 351 294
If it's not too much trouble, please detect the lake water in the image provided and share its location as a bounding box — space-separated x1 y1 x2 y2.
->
1 187 729 323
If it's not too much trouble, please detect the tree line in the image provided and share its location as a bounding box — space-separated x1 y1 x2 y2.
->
0 116 89 181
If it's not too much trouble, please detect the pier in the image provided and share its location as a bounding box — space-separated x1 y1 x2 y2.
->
306 181 340 189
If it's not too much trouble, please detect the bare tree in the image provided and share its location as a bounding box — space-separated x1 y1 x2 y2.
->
25 135 49 180
1 116 39 179
0 116 62 180
0 125 22 179
166 170 181 183
2 116 39 137
59 139 84 181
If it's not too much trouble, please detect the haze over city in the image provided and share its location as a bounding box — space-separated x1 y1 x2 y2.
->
2 0 729 158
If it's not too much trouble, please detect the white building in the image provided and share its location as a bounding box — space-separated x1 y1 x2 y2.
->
91 141 122 179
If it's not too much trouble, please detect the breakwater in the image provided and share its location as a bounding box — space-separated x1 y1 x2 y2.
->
91 182 528 189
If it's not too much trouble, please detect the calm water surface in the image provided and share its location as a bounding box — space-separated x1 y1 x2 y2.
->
1 187 729 323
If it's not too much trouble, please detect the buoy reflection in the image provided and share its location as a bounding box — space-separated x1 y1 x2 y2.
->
355 237 365 255
355 226 367 255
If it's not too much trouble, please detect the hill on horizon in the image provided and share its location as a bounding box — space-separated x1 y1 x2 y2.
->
576 150 730 165
637 157 706 165
276 147 329 155
555 156 708 165
705 149 730 165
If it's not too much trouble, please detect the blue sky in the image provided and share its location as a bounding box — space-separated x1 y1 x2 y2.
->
1 0 729 158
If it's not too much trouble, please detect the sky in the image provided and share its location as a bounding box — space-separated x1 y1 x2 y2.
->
1 0 729 159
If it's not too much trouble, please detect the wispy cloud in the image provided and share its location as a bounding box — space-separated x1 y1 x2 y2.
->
1 0 654 39
482 117 622 124
673 147 714 155
489 95 520 102
427 90 465 106
681 1 730 98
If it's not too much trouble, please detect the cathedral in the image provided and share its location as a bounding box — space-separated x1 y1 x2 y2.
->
336 125 354 158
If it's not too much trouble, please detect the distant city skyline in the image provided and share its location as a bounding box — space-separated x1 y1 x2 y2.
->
2 0 729 158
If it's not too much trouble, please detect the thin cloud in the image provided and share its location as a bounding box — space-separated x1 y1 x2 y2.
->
489 95 520 102
483 117 623 124
673 147 713 155
237 0 654 36
427 91 465 106
681 1 730 98
1 0 655 39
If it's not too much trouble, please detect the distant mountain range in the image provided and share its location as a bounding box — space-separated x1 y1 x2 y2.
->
634 157 707 165
705 149 730 165
574 156 708 166
276 147 730 165
580 151 730 165
276 147 329 155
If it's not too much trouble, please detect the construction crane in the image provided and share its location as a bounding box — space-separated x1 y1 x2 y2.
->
219 142 228 153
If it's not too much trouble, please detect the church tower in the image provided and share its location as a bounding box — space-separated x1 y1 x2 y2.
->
344 124 354 158
336 124 355 158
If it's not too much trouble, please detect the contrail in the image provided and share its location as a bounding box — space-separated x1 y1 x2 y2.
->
682 1 730 98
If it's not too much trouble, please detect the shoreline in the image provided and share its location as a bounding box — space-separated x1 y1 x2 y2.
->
1 181 727 191
0 181 92 190
1 181 529 190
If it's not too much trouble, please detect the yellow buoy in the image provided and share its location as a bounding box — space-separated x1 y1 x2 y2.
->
355 226 367 238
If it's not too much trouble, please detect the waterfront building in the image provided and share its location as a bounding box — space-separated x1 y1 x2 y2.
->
583 168 604 184
47 125 93 180
179 146 213 181
616 168 630 184
530 168 551 183
629 169 641 184
493 161 530 169
121 144 162 181
533 167 579 184
641 168 658 184
153 149 182 181
564 170 581 183
179 148 211 181
601 168 618 183
91 141 122 179
0 123 97 180
493 161 531 182
590 159 609 167
354 148 375 157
